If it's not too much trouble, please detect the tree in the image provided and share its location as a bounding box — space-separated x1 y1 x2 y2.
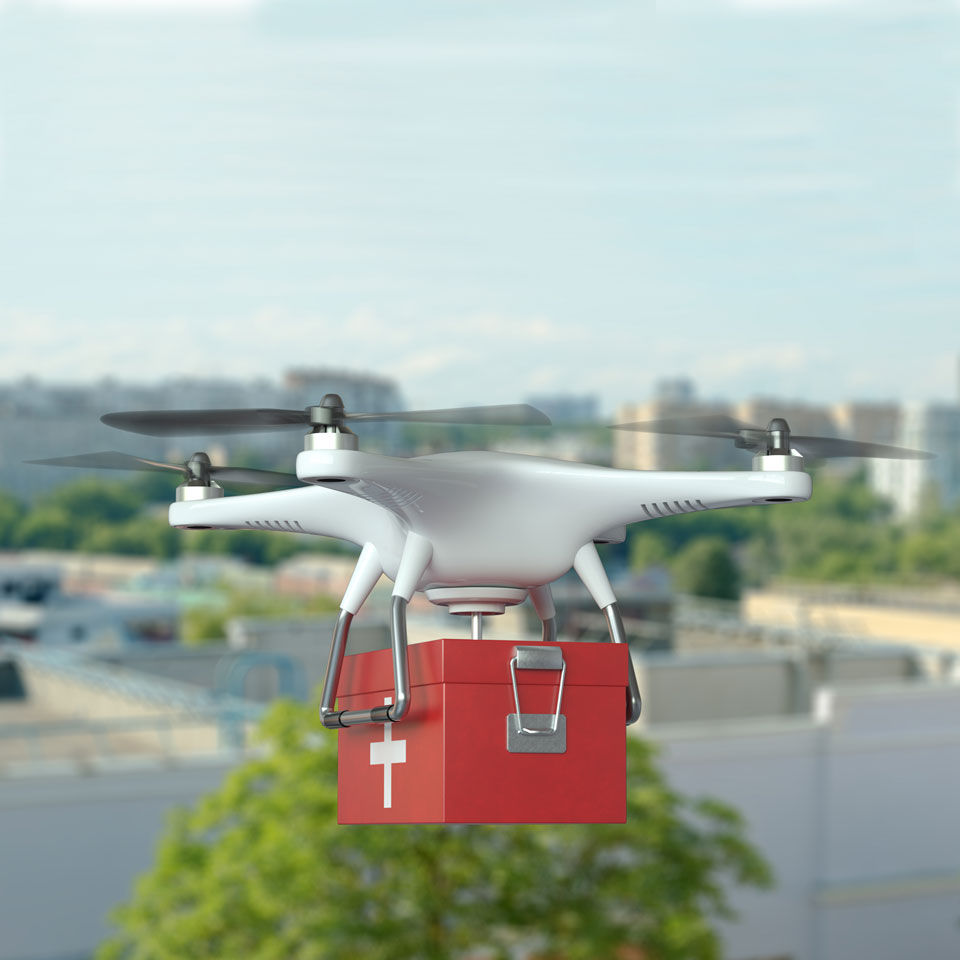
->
180 588 340 646
0 490 24 547
98 700 771 960
672 537 741 601
80 515 181 559
43 477 142 525
628 531 670 573
12 505 78 550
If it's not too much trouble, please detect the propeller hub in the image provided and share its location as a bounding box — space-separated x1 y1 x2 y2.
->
185 452 212 485
307 394 347 429
765 418 792 456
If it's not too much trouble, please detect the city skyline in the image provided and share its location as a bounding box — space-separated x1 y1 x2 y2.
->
1 365 956 418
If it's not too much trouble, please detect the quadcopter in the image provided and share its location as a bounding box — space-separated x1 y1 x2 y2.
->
29 394 931 731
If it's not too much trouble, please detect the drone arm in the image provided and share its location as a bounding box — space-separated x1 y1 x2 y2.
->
581 468 812 535
168 485 397 547
573 543 642 725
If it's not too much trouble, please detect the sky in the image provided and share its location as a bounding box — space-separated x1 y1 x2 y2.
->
0 0 958 413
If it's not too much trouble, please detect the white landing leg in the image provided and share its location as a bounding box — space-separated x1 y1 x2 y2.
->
573 543 643 725
529 584 558 643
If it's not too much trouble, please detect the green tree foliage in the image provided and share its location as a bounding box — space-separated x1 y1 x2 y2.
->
672 537 741 601
182 528 305 566
897 501 960 580
0 490 26 547
627 531 670 572
98 700 771 960
766 474 899 582
44 477 143 524
901 525 960 579
80 514 181 559
13 505 78 550
181 589 340 646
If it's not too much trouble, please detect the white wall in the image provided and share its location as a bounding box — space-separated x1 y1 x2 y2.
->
652 681 960 960
0 763 233 960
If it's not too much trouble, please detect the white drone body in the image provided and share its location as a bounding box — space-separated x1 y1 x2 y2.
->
169 447 810 608
36 396 924 730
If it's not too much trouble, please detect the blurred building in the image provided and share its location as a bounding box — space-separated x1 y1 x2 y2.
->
744 583 960 651
524 393 599 425
614 378 746 471
871 403 960 517
735 397 836 440
0 368 404 502
832 401 901 447
284 368 403 419
0 562 178 646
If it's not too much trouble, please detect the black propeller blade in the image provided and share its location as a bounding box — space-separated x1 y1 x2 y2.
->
100 409 309 436
101 398 551 436
788 435 933 461
347 403 551 426
612 414 762 441
26 451 300 486
611 414 933 460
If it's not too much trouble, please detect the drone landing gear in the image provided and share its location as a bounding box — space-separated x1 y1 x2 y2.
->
574 543 643 725
320 597 411 728
320 536 432 729
320 578 560 729
320 541 640 729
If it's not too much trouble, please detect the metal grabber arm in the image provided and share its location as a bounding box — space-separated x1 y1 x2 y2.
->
320 534 433 729
573 542 643 725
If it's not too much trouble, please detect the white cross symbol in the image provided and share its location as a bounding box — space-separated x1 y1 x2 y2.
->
369 697 406 809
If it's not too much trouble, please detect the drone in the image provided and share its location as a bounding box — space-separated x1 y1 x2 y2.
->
29 394 931 732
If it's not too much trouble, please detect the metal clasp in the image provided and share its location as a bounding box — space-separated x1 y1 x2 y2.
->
507 645 567 753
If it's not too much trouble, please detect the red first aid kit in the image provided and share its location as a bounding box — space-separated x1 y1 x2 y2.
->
336 637 628 824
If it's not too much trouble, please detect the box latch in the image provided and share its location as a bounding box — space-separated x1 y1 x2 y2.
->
507 645 567 754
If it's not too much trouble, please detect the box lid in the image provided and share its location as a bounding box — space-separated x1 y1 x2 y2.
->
338 638 627 698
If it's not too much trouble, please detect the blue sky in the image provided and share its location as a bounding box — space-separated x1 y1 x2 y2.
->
0 0 958 412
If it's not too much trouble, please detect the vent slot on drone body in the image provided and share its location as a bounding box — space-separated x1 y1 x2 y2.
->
355 482 424 513
641 499 707 519
244 520 305 532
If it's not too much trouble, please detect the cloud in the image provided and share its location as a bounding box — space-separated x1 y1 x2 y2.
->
0 306 582 396
695 342 821 379
390 347 468 380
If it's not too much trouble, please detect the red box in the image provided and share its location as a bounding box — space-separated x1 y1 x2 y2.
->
336 638 628 824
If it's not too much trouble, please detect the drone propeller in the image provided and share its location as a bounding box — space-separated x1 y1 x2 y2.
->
101 394 551 437
25 451 300 486
611 414 934 460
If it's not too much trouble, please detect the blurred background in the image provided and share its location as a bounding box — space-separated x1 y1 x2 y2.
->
1 0 960 958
